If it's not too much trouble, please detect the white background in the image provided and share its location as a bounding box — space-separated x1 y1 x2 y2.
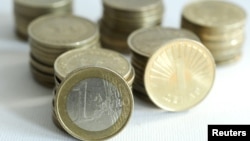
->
0 0 250 140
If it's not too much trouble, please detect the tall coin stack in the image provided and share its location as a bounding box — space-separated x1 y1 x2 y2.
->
53 48 135 88
14 0 73 40
100 0 164 54
181 1 246 65
128 27 200 100
28 14 100 87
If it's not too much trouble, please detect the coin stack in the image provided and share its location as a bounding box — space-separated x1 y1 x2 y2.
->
128 27 200 100
181 1 246 65
28 14 100 87
52 67 133 141
53 48 135 88
14 0 73 40
100 0 164 54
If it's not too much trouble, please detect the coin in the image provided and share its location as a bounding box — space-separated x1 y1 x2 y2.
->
30 55 54 75
144 39 215 111
100 0 164 54
14 0 73 17
103 0 163 12
128 27 200 58
28 14 99 49
182 1 246 31
14 0 73 40
54 48 132 81
55 67 133 141
181 1 246 65
28 14 100 87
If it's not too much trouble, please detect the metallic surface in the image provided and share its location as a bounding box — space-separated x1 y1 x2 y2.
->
144 39 216 111
55 67 133 141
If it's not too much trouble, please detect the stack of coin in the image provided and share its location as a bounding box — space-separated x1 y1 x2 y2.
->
52 67 133 140
54 48 135 88
128 27 200 100
144 39 215 111
28 14 100 87
14 0 73 40
181 1 246 65
100 0 164 54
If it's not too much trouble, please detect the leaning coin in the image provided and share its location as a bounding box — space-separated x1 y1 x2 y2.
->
144 39 215 111
55 66 133 141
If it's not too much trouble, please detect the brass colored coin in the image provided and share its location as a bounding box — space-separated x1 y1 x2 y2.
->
28 14 99 49
103 0 163 12
216 54 241 65
14 0 73 17
30 55 54 75
54 48 132 81
55 67 133 141
30 66 55 88
182 1 246 31
202 35 244 51
144 39 215 111
128 27 200 58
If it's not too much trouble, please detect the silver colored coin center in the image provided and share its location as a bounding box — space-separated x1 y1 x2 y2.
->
67 78 122 131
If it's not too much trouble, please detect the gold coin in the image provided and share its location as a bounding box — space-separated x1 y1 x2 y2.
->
28 14 99 49
14 0 73 17
128 27 200 58
55 67 133 141
182 1 246 31
202 35 244 51
54 48 132 81
103 0 163 12
144 39 215 111
216 54 241 65
30 55 54 75
30 66 55 88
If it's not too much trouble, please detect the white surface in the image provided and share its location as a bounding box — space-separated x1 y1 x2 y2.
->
0 0 250 141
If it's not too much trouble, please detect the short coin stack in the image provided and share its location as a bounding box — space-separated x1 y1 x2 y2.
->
128 27 200 100
53 48 134 88
14 0 73 40
28 14 100 87
52 67 134 141
100 0 164 53
181 1 246 65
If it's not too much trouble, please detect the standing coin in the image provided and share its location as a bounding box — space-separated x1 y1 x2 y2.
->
144 39 215 111
55 67 133 141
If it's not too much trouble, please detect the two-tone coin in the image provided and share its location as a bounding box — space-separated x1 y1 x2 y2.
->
54 67 133 141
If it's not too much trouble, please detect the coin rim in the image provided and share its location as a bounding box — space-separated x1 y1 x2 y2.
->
55 66 134 140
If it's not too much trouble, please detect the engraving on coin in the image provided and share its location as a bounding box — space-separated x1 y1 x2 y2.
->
55 48 131 80
29 15 97 46
129 27 200 57
183 1 246 27
145 39 215 111
67 78 122 131
55 67 133 140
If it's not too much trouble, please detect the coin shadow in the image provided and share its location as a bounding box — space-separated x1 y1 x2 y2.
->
0 13 25 42
0 52 70 139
